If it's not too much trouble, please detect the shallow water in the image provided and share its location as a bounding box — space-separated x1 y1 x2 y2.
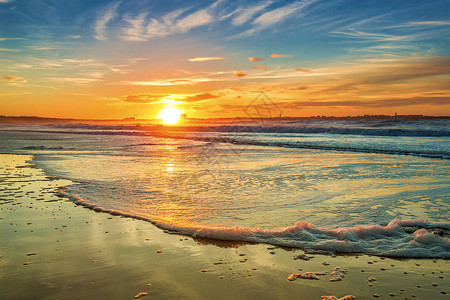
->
0 119 449 257
1 154 448 299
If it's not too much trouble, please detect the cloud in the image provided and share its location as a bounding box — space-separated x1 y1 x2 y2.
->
395 21 450 28
176 9 212 32
48 77 101 84
70 35 81 39
122 13 149 41
122 1 314 41
271 53 293 58
233 70 246 77
183 93 218 102
121 93 167 103
188 57 224 62
253 65 268 71
409 21 450 26
129 77 212 86
0 37 25 41
253 1 311 28
0 75 26 83
95 1 121 41
331 29 410 42
119 92 218 104
322 56 450 93
0 0 13 3
122 5 215 41
125 70 229 86
290 86 309 90
28 46 63 51
232 3 271 26
229 1 314 39
283 97 450 109
294 67 311 72
0 48 20 52
248 57 264 62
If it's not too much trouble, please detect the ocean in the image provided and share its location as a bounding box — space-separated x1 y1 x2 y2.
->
1 118 449 258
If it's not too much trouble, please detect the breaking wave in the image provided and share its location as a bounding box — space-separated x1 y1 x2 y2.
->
60 188 450 259
22 145 75 150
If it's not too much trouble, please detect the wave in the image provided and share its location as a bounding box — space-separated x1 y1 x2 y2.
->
3 122 449 159
152 134 450 159
8 121 450 137
59 187 449 258
210 125 450 137
22 145 75 150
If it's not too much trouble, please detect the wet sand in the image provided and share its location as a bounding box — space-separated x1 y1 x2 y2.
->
0 154 448 299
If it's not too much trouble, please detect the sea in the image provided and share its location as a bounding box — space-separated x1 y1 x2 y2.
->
1 117 449 258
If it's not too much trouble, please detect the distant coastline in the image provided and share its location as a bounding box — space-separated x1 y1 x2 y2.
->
0 114 449 125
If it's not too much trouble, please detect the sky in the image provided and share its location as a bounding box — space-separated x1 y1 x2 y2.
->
0 0 449 119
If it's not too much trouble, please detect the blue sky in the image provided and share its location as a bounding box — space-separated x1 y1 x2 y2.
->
1 0 449 118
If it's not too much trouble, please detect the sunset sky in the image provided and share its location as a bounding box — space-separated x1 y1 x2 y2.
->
1 0 449 119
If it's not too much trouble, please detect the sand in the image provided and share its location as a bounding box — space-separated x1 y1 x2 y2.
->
0 153 448 299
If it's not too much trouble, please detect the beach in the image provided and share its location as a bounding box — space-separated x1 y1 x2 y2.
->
2 0 450 298
1 153 448 299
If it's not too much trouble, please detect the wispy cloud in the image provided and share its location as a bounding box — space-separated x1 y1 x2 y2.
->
253 65 268 71
195 55 450 114
0 48 20 52
122 1 316 41
120 92 218 103
331 29 410 42
229 1 315 39
48 77 101 84
388 20 450 28
176 8 213 33
129 78 212 86
0 75 26 83
95 1 121 41
122 13 148 41
329 15 450 56
339 56 450 87
253 1 311 28
407 20 450 26
294 67 311 72
28 46 64 51
0 37 25 40
283 97 450 109
271 53 293 58
232 2 271 26
122 5 215 41
248 57 264 62
188 57 224 62
183 93 218 102
121 93 168 103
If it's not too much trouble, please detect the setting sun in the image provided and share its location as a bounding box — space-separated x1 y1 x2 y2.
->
158 107 181 124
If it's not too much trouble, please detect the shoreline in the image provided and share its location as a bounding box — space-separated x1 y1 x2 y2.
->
1 153 449 299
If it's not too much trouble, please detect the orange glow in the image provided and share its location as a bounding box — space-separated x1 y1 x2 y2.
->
158 107 181 124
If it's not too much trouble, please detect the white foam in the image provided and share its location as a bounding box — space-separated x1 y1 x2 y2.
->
60 190 450 259
154 218 449 258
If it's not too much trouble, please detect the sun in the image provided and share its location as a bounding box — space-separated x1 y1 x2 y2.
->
158 107 181 125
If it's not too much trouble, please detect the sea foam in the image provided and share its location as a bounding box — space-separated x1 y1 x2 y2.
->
58 188 450 258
